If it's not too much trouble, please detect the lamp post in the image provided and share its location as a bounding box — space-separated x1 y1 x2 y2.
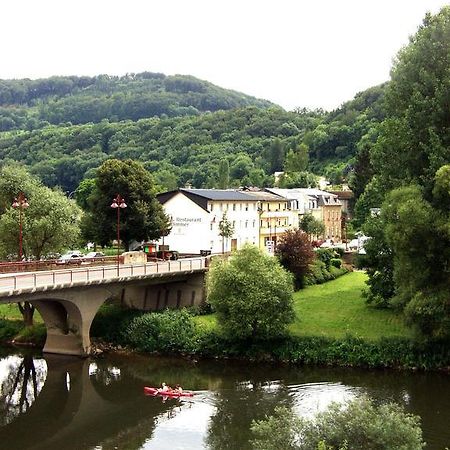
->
111 194 127 275
12 192 29 261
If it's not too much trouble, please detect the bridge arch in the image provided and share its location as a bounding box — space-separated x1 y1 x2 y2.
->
31 286 117 356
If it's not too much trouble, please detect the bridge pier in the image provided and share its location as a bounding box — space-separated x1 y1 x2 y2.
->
33 288 113 357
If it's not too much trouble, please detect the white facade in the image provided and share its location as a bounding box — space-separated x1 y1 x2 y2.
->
159 192 212 254
159 191 260 254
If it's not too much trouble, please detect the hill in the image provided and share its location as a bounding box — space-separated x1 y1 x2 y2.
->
0 72 273 131
0 74 387 193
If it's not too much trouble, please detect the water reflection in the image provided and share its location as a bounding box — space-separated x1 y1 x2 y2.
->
0 349 448 450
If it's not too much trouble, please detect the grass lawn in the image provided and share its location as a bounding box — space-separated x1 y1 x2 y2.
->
0 304 43 322
195 272 412 341
290 272 412 340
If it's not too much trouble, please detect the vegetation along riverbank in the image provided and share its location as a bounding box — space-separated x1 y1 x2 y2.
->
2 271 447 370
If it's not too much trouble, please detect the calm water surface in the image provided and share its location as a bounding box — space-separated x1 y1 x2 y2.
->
0 347 448 449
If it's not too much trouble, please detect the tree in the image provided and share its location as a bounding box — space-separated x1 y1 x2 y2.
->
74 178 96 210
277 172 318 189
284 143 309 173
369 7 450 199
275 229 315 289
82 159 169 249
358 7 450 326
218 212 234 254
268 138 285 174
381 176 450 339
206 245 294 340
0 164 82 326
251 396 424 450
299 214 325 240
217 159 230 189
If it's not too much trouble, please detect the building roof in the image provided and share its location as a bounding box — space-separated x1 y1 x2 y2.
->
181 189 258 201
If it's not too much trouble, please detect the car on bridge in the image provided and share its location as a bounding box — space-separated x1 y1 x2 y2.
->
56 251 85 265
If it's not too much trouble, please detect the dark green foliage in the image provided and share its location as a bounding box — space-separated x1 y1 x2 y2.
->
304 260 348 286
123 309 197 353
299 214 325 237
330 258 341 268
315 248 337 268
251 396 424 450
0 319 23 342
207 245 295 340
0 107 320 193
82 159 168 248
90 307 449 369
90 303 142 343
0 73 273 130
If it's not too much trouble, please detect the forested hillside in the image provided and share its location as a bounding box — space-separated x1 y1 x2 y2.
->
0 72 273 131
0 80 385 194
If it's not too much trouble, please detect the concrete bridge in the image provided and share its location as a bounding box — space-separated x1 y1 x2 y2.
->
0 258 208 356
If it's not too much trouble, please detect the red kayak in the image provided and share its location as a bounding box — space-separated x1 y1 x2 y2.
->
144 387 194 398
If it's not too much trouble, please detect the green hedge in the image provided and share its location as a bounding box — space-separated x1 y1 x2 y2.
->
90 306 449 369
305 260 348 285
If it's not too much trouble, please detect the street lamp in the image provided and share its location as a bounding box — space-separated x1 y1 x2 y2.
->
12 192 29 261
111 194 127 275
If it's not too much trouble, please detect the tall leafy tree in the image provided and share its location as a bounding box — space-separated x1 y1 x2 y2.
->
217 159 230 189
207 245 294 340
358 7 450 337
0 164 82 326
82 159 168 249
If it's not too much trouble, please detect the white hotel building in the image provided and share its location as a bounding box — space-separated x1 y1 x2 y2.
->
157 189 264 254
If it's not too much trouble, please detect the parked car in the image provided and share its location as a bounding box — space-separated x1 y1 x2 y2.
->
56 251 84 265
85 251 106 260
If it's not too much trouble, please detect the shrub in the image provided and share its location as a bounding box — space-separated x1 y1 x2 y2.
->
91 303 142 343
207 245 294 340
275 229 315 289
304 260 348 286
330 258 342 268
315 248 336 268
0 319 23 342
123 309 197 353
251 396 425 450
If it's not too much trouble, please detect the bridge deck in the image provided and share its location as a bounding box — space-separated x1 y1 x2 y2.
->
0 257 207 299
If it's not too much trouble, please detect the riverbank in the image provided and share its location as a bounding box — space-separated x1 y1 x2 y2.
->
1 274 449 370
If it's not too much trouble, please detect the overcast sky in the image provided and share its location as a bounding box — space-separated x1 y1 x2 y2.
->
1 0 446 111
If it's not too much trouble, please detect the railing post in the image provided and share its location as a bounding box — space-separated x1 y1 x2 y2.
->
34 273 37 288
70 270 73 283
87 268 90 282
190 260 192 271
53 271 56 285
168 261 171 272
131 265 134 276
14 276 17 291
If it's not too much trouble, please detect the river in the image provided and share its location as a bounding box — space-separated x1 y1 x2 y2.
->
0 347 448 449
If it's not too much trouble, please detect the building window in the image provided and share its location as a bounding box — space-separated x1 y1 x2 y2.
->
232 220 236 228
240 204 243 211
253 220 256 228
233 203 236 211
245 203 249 211
209 203 213 211
245 220 248 228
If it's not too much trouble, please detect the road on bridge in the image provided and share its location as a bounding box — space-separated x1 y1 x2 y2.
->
0 257 206 295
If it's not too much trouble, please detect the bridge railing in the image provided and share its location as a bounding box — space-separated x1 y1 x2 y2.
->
0 258 207 294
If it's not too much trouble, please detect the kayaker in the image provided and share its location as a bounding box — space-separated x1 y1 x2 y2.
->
159 382 170 393
174 384 183 393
